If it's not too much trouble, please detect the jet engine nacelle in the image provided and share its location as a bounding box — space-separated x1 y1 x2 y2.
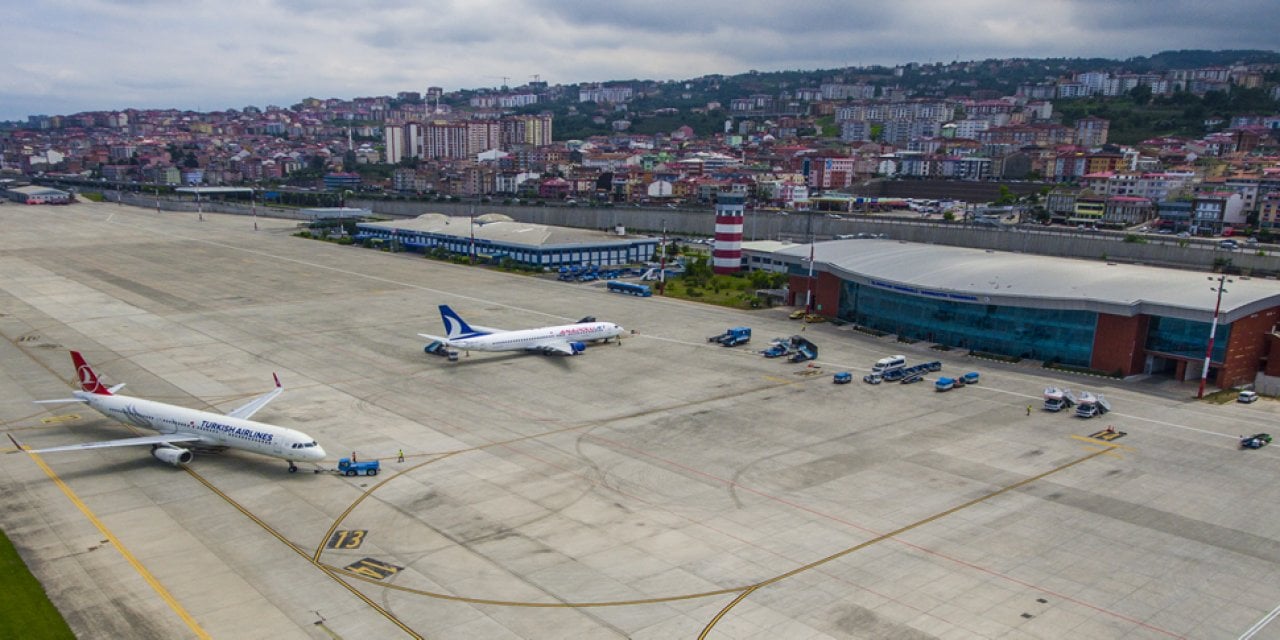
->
569 341 586 354
151 446 193 467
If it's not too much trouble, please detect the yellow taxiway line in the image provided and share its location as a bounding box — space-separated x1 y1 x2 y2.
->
17 447 212 640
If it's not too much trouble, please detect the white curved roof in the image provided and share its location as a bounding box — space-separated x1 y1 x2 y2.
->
773 239 1280 322
361 214 646 248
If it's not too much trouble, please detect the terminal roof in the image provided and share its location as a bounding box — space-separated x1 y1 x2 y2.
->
773 239 1280 322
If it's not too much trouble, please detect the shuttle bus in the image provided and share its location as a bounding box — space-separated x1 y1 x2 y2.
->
607 281 652 297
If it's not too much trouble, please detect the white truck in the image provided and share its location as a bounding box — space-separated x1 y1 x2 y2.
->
871 355 906 374
1043 387 1077 412
1075 391 1111 418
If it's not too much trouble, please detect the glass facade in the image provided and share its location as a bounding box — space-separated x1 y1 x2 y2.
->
1144 316 1230 363
837 281 1098 366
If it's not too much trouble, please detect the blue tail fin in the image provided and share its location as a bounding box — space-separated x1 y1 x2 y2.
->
439 305 487 339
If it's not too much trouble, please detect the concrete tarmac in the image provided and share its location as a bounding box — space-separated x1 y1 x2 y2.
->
3 201 1280 639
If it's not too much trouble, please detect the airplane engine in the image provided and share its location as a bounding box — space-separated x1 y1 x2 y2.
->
151 446 193 466
570 341 586 354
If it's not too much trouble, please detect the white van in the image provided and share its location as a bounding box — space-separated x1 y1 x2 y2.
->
872 355 906 374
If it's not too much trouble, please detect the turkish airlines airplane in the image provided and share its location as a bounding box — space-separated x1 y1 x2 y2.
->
419 305 624 356
11 351 326 472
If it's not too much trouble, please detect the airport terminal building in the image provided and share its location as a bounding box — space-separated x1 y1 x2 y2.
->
357 214 659 269
758 239 1280 389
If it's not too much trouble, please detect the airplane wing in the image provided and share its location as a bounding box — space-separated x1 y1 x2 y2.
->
527 340 578 356
15 433 204 454
225 373 282 420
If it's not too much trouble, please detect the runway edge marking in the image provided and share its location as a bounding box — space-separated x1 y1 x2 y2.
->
18 448 212 640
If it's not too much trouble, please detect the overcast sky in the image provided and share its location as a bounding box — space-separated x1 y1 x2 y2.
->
3 0 1277 122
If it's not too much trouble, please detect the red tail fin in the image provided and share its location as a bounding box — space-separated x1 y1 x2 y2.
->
70 351 112 395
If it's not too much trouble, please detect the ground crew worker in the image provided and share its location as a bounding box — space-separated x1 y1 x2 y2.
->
351 451 357 462
1026 404 1032 416
397 449 405 463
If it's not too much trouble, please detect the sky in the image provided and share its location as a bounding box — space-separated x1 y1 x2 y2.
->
3 0 1278 122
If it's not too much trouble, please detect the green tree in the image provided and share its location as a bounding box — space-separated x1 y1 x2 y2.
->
1128 84 1152 106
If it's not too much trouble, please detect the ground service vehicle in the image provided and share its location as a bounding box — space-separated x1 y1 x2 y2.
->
761 342 790 358
787 336 818 363
961 372 980 385
1239 390 1259 403
606 281 652 296
901 373 924 384
935 377 955 391
863 373 883 384
338 458 380 476
1043 387 1077 412
833 372 852 384
709 327 752 347
1241 433 1272 449
1075 391 1111 418
872 355 906 375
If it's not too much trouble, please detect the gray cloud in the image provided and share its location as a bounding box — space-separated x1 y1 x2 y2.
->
0 0 1276 120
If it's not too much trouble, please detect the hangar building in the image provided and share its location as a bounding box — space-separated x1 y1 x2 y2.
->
752 239 1280 389
4 185 72 204
357 214 659 269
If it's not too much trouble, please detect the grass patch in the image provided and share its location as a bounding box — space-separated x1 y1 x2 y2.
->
1042 361 1121 377
1200 389 1241 404
79 192 106 202
0 529 74 639
969 350 1022 363
659 277 767 310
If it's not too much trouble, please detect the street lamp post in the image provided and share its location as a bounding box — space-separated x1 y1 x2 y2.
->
1197 274 1232 399
657 219 667 295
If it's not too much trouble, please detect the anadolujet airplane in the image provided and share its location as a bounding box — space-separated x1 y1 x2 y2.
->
10 351 326 472
420 305 624 356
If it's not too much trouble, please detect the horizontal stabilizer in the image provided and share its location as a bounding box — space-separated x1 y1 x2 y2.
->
33 398 88 405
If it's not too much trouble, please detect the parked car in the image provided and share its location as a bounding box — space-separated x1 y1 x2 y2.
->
1219 240 1239 250
789 309 807 320
803 314 826 323
1238 390 1259 403
833 372 852 384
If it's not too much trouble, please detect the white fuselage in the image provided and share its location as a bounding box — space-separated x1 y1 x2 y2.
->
76 390 326 462
449 322 623 353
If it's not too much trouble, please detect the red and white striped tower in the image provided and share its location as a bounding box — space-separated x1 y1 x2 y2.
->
712 193 745 274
